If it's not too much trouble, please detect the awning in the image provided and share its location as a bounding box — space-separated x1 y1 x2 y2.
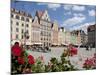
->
34 43 43 45
52 43 58 45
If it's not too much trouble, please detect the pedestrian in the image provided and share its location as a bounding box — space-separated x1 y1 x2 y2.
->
86 45 89 51
90 44 92 50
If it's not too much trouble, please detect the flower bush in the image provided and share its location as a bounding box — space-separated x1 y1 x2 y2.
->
11 48 78 74
11 42 35 74
61 48 77 57
28 55 35 65
17 57 24 64
83 53 96 70
11 42 95 74
11 42 22 57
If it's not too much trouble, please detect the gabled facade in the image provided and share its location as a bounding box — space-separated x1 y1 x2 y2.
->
32 10 52 47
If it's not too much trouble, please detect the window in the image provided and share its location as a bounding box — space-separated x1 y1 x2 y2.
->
49 33 51 36
26 24 29 27
11 26 12 31
26 30 29 34
21 29 24 33
44 42 45 46
41 31 43 35
21 16 24 21
22 35 23 39
41 38 42 40
88 28 90 32
49 43 51 46
22 23 24 26
16 34 19 39
26 18 29 22
16 22 19 26
11 14 13 18
16 28 19 32
16 15 20 19
11 20 13 24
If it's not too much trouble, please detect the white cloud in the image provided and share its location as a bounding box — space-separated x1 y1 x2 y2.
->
70 22 95 33
63 5 73 10
47 4 61 11
72 5 85 11
73 13 85 17
88 10 96 16
37 3 47 5
62 16 86 27
37 3 61 11
63 5 85 11
64 11 71 15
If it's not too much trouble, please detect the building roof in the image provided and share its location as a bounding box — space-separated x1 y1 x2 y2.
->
34 10 53 25
11 8 32 18
36 10 45 19
88 24 96 31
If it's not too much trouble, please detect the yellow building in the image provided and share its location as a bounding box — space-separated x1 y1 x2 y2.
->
58 27 66 46
65 30 71 45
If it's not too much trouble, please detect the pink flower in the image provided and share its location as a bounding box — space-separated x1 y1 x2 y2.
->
39 55 44 63
40 55 44 61
83 56 96 69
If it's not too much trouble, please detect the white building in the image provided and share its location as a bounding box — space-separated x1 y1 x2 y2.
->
11 8 32 46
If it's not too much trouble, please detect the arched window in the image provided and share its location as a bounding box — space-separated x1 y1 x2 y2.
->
11 14 14 18
21 16 24 21
88 28 91 32
15 15 20 19
26 18 29 22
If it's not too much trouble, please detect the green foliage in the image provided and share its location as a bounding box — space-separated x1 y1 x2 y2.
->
50 57 58 64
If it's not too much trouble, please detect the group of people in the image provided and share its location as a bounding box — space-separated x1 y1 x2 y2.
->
86 44 93 51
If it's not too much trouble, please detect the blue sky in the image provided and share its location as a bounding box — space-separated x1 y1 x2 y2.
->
11 0 96 32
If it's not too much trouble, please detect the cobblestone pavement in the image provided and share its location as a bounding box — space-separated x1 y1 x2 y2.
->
26 47 96 69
